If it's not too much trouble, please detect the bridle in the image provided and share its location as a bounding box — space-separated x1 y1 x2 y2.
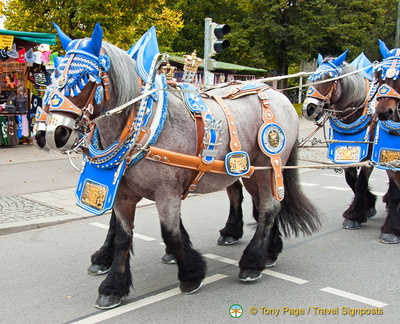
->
375 55 400 120
36 40 111 151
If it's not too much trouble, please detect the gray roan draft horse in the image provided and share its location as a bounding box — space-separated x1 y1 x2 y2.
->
302 51 378 230
34 23 319 309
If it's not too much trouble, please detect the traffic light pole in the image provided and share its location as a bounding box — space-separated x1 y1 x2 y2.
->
204 17 214 87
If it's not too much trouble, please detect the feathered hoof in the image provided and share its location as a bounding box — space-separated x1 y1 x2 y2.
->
87 264 111 276
265 259 276 268
180 280 203 294
95 294 121 310
342 219 361 230
217 235 238 245
161 253 177 264
378 233 400 244
368 207 377 218
239 269 262 282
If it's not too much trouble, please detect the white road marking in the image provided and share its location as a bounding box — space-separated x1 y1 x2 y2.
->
323 186 351 191
372 191 385 197
204 253 238 266
301 182 319 187
90 222 109 230
262 269 308 285
71 274 228 324
204 253 308 284
90 222 156 241
320 287 388 308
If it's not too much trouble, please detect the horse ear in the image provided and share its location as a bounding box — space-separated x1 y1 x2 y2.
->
332 49 349 66
317 53 324 65
89 23 103 57
379 39 390 59
52 23 72 50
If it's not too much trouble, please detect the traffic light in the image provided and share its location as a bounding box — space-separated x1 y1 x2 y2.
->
211 22 230 55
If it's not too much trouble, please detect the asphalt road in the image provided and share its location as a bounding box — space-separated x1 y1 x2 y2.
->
1 166 398 324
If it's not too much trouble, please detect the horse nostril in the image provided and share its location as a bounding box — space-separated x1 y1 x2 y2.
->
35 131 47 149
55 126 72 148
388 108 394 117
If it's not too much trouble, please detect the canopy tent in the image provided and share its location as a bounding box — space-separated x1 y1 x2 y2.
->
0 29 57 47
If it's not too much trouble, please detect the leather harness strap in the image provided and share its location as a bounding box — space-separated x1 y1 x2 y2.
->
257 89 284 201
146 146 255 177
212 95 241 151
181 93 245 199
181 111 213 199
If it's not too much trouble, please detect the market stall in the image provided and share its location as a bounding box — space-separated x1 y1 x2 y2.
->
0 29 56 146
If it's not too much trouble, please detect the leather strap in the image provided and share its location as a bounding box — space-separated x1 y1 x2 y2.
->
182 111 210 199
212 95 241 151
257 89 285 201
146 146 255 177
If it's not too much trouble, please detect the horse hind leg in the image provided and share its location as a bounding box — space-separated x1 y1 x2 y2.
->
251 201 281 268
218 180 245 245
238 194 281 281
379 175 400 244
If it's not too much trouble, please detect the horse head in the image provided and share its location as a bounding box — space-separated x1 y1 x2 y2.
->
302 49 349 123
34 23 111 152
375 39 400 121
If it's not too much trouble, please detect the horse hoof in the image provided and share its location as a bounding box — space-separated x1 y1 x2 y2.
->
180 280 203 294
342 219 361 230
217 235 238 245
378 233 400 244
239 269 262 282
368 208 377 218
95 294 121 310
87 264 111 276
161 253 177 264
265 260 276 268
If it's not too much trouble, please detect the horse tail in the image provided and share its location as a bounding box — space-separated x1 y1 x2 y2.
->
277 144 321 237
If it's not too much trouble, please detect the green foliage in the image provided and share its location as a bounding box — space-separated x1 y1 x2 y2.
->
2 0 399 76
168 0 398 76
2 0 183 52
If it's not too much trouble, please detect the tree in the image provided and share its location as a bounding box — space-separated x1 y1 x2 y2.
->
1 0 183 52
168 0 398 80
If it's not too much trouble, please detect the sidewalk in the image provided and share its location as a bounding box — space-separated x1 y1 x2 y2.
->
0 117 329 235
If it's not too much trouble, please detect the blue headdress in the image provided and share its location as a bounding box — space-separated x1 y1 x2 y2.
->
308 49 349 82
51 23 110 97
377 39 400 80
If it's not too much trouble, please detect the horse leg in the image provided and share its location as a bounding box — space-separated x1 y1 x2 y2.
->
379 174 400 244
251 200 281 268
342 165 376 229
239 171 281 281
88 209 117 275
218 180 244 245
265 218 282 268
157 196 206 294
95 194 140 309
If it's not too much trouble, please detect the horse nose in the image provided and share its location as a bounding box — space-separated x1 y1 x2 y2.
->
302 101 318 120
376 107 393 121
34 130 48 150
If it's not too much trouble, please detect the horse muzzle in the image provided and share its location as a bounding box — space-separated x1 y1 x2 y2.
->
44 113 80 152
302 98 325 123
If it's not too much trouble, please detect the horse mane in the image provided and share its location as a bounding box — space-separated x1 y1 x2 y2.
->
332 63 367 110
101 42 140 112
